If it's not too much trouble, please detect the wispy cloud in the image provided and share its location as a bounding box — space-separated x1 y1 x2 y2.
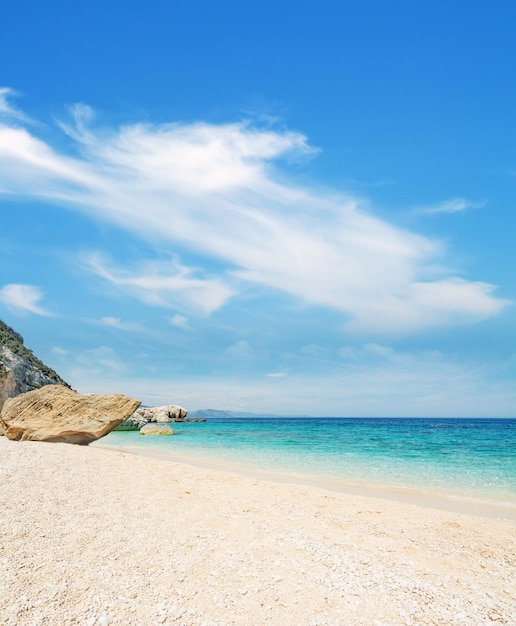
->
224 339 255 361
51 346 69 356
86 316 147 332
415 197 486 215
74 346 128 378
0 96 508 334
85 254 235 315
0 284 52 316
169 314 191 329
0 87 32 123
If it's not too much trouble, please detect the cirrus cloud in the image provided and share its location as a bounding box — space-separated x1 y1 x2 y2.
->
0 87 32 123
0 91 509 334
415 197 486 215
85 253 235 316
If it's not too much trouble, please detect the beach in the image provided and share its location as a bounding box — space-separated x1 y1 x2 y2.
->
1 437 514 626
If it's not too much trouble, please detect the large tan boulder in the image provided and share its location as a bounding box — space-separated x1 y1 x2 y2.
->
0 384 141 445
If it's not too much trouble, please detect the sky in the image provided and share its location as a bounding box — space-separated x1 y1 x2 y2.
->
0 1 514 416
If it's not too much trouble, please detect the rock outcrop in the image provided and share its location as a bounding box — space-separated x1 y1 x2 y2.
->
137 405 188 422
0 320 70 412
0 361 16 411
116 404 205 431
115 411 149 431
0 384 141 444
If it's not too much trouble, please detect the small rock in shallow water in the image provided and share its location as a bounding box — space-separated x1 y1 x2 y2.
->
139 423 174 436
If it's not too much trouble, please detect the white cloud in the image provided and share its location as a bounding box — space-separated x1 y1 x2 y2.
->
338 342 443 366
170 314 191 329
74 346 127 377
88 316 146 332
345 278 505 334
51 346 68 356
224 339 255 361
0 284 51 316
86 254 235 315
0 87 32 123
415 197 485 215
0 97 509 334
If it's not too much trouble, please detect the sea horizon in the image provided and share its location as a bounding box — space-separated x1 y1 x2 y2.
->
188 411 515 419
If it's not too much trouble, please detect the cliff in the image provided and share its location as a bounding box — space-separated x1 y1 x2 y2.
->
0 320 70 411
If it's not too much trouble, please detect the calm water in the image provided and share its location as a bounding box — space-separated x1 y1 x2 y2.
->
100 417 516 506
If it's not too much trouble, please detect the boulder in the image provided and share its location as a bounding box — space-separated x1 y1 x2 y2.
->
139 423 174 436
114 412 148 431
136 405 188 422
0 385 141 444
115 403 205 431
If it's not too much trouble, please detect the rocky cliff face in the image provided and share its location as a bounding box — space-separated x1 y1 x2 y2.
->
0 320 70 412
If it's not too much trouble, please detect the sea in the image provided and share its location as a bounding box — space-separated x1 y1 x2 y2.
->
97 417 516 519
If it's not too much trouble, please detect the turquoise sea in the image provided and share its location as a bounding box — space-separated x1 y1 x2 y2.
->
98 417 516 516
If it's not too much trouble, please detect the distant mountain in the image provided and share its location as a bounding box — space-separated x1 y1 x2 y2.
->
189 408 299 419
0 320 70 411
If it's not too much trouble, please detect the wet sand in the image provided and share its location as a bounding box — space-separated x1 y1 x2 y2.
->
95 442 516 522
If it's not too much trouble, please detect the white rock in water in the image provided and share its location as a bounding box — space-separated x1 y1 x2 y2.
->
134 404 188 422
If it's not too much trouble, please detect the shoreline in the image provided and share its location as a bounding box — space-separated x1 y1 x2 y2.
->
93 440 516 522
1 436 515 625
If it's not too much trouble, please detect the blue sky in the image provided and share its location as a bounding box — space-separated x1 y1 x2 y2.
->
0 1 514 416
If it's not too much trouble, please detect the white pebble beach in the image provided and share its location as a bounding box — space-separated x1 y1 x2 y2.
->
1 436 514 626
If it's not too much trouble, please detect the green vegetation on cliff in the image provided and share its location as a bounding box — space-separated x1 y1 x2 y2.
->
0 320 70 387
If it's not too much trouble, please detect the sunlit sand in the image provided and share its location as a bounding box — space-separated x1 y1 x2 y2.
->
1 437 514 625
